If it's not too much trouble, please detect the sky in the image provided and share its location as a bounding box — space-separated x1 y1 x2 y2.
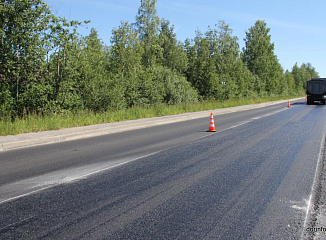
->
44 0 326 77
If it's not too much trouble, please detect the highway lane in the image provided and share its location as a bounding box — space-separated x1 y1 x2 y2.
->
0 99 325 239
0 101 291 187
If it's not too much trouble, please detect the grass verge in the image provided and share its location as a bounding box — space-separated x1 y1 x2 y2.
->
0 95 303 136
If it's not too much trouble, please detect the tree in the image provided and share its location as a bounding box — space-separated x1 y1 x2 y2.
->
284 70 296 94
185 30 221 99
110 21 145 107
46 18 86 112
302 62 319 79
0 0 53 115
185 22 246 100
291 62 319 92
158 19 187 73
242 20 283 95
134 0 161 67
77 28 117 112
150 66 198 104
207 21 241 98
110 22 143 78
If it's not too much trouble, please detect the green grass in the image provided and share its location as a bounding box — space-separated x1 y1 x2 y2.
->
0 95 303 136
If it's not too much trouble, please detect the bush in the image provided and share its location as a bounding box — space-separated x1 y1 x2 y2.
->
151 66 199 104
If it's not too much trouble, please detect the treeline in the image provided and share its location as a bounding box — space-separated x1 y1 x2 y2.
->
0 0 319 119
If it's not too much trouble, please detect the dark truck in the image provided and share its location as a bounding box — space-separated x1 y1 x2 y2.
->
306 78 326 105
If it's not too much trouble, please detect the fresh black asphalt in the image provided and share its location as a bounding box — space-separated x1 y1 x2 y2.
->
0 100 325 239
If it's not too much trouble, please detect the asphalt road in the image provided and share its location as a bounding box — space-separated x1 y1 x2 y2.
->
0 99 325 239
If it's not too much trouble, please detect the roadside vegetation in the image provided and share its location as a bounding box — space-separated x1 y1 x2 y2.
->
0 95 303 136
0 0 318 136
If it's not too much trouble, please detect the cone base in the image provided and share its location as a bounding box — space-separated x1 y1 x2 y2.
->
207 129 216 132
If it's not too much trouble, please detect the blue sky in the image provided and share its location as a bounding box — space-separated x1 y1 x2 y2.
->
44 0 326 77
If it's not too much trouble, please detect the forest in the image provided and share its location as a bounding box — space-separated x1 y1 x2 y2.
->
0 0 320 120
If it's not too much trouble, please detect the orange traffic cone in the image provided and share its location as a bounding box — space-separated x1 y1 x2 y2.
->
208 112 216 132
288 100 291 108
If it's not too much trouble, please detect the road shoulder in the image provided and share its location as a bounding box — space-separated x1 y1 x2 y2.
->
307 132 326 240
0 98 302 151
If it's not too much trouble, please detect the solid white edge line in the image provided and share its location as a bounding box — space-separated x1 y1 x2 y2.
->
0 186 53 205
301 127 326 239
0 151 161 205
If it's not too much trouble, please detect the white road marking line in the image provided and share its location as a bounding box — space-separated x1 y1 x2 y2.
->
226 121 251 129
251 108 287 120
0 186 53 205
0 152 161 205
301 127 326 238
0 107 289 205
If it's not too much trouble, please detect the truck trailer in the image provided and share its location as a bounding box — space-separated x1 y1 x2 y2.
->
306 78 326 105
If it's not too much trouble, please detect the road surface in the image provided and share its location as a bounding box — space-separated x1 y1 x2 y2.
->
0 99 325 239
